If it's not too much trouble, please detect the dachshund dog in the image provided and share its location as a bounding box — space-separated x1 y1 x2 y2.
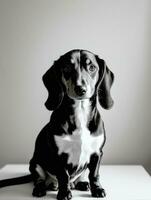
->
0 49 114 200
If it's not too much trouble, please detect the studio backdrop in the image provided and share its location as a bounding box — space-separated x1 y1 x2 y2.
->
0 0 151 173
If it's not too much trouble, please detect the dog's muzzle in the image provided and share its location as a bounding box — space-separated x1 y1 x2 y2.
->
74 86 86 96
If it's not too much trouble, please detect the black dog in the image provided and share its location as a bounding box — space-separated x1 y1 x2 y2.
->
0 49 114 200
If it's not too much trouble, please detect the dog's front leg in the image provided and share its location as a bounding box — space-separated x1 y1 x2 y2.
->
88 152 106 198
57 169 72 200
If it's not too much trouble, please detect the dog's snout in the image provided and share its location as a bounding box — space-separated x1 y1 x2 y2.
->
75 85 86 96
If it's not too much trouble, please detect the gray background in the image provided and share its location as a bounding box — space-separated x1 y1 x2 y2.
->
0 0 151 174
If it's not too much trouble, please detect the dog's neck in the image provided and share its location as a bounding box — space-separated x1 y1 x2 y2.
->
50 94 99 135
71 99 90 129
60 95 97 128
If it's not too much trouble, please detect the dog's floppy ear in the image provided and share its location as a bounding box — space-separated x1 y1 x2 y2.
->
97 58 114 109
42 61 64 110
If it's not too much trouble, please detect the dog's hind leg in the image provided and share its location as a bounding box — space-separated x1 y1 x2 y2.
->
29 161 47 197
45 172 58 191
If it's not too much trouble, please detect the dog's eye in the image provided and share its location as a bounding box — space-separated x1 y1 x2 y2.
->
86 58 91 65
88 65 96 72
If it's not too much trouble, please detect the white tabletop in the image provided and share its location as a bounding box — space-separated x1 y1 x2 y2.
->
0 165 151 200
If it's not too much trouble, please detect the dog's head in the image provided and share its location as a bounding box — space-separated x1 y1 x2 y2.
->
43 49 114 110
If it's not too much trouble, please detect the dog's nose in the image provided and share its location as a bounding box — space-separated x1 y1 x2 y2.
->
75 86 86 96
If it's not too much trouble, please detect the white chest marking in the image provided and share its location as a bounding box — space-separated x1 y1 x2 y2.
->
55 133 104 167
54 100 104 167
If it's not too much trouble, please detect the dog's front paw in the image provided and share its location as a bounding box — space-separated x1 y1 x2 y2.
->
91 187 106 198
57 189 72 200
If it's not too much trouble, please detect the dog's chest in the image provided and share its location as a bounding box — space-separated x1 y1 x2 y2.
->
54 101 104 167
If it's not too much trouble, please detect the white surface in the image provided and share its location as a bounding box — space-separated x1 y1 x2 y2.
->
0 165 151 200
